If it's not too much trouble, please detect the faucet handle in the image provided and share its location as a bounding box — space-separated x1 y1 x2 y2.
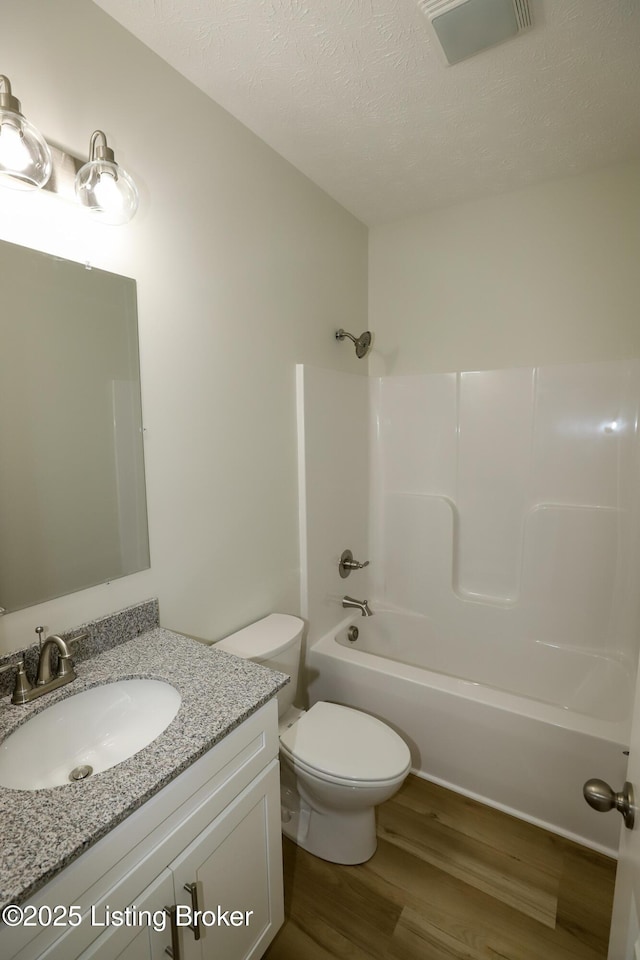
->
0 658 34 705
66 632 89 648
60 633 87 672
11 660 34 704
339 549 370 579
0 658 20 676
57 653 76 679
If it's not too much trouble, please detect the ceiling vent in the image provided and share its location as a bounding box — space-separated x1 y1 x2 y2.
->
418 0 533 65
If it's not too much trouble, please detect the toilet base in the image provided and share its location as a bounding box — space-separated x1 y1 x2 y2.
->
280 780 377 864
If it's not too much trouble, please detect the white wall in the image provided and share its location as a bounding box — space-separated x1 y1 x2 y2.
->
0 0 367 654
296 366 370 652
368 163 640 376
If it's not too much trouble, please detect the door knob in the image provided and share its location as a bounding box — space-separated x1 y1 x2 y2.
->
583 778 635 829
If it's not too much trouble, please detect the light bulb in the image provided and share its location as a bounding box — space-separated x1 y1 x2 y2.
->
93 168 121 209
0 118 31 169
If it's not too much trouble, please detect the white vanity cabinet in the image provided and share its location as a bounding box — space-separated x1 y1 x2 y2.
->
3 699 283 960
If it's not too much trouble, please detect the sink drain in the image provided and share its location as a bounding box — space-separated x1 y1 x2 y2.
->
69 765 93 782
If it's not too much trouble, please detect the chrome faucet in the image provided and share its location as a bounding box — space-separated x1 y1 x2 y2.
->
36 635 76 687
342 596 374 617
0 631 87 705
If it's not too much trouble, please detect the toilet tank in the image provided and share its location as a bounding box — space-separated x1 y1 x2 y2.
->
215 614 304 716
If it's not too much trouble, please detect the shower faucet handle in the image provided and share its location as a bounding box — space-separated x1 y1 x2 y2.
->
339 549 370 579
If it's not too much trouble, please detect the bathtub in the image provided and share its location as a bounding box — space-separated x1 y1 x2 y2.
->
305 609 632 855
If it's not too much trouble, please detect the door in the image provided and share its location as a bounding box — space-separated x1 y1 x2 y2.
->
169 760 284 960
607 665 640 959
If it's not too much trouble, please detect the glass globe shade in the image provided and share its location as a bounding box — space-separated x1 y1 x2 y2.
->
75 158 138 225
0 108 52 190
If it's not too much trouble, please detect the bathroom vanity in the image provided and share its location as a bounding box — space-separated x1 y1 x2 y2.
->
0 602 287 960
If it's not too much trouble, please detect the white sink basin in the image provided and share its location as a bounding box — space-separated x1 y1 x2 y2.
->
0 679 181 790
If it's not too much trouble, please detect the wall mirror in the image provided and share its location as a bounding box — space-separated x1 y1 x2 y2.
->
0 239 150 613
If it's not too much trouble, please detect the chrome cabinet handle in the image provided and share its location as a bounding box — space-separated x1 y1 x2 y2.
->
339 549 370 579
184 882 202 940
164 905 181 959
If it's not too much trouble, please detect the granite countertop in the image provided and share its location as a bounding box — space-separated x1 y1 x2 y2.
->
0 625 288 908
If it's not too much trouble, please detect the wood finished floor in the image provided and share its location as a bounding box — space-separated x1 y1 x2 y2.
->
263 775 616 960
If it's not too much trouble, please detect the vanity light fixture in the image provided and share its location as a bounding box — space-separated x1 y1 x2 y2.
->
0 75 52 190
0 76 138 225
74 130 139 225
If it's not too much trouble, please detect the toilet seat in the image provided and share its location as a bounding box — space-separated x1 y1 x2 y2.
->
279 701 411 783
281 751 410 790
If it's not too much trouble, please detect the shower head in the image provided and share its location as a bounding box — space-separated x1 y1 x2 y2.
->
335 328 372 359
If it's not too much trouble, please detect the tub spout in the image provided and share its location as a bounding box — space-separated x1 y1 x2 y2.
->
342 596 374 617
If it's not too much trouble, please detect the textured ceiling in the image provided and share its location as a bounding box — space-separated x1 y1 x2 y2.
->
92 0 640 225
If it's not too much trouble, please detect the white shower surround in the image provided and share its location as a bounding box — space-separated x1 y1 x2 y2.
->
298 361 640 850
369 360 640 667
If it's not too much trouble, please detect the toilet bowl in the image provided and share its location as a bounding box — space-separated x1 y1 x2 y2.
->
279 700 411 863
215 614 411 864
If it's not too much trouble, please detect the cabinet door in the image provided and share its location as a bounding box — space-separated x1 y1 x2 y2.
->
170 760 283 960
76 870 174 960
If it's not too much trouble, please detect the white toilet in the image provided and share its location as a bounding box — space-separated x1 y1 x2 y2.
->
215 613 411 865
